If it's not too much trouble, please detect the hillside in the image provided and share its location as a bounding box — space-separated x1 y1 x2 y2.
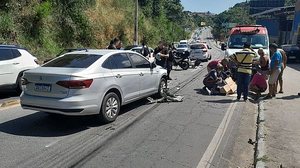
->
211 2 255 40
0 0 194 61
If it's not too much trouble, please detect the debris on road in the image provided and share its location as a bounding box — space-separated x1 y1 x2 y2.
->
147 88 184 103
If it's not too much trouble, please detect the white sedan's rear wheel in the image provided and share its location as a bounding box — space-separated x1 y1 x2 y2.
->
100 92 120 123
157 78 167 98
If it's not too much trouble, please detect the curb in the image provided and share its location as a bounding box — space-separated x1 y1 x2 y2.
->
0 99 20 108
255 100 266 168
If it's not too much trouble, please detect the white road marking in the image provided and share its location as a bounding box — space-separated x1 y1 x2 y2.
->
197 100 237 168
45 139 60 148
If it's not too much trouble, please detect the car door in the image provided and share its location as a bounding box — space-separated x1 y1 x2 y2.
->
0 48 21 86
128 53 160 97
107 53 141 102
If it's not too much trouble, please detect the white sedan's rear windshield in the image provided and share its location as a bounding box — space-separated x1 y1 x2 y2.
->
43 54 102 68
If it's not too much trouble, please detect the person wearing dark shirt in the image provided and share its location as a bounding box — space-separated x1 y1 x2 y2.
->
154 41 168 67
203 64 224 95
165 44 175 80
107 37 122 49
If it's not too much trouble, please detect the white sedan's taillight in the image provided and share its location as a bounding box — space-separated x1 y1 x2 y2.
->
56 79 93 89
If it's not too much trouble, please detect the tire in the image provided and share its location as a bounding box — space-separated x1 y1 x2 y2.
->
16 74 23 94
179 61 189 70
99 92 120 123
156 78 167 98
195 60 201 66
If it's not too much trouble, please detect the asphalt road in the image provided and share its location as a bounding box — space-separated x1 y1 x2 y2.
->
0 28 248 168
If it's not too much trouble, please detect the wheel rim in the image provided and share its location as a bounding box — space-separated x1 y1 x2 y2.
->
105 97 118 119
160 80 167 95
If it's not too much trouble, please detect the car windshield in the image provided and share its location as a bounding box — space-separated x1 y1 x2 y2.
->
190 44 206 49
43 54 102 68
177 44 188 48
228 34 268 49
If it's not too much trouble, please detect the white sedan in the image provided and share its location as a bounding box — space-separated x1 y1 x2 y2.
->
189 43 212 62
20 49 168 123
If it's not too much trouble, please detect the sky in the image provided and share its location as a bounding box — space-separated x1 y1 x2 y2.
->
180 0 247 14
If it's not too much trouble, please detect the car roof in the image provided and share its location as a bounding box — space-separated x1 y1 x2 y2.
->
0 45 27 50
64 49 137 56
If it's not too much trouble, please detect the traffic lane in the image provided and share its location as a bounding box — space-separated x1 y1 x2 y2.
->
0 65 207 167
0 98 155 167
78 62 234 168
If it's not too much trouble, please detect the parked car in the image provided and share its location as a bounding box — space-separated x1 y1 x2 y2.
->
179 40 188 45
176 44 190 58
20 49 168 123
281 44 300 63
0 45 39 93
130 46 154 56
189 43 212 62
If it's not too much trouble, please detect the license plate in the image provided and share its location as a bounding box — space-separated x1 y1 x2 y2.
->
34 83 51 92
289 56 296 59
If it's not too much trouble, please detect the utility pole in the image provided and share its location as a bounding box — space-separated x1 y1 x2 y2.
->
134 0 138 45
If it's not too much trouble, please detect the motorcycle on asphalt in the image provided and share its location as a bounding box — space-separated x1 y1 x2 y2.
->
172 51 190 70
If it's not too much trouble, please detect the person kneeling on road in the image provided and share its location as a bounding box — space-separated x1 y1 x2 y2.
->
249 72 267 100
202 64 225 95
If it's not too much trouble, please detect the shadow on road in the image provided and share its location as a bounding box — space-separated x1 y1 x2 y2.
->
276 94 299 100
0 98 149 137
205 99 234 104
0 91 20 102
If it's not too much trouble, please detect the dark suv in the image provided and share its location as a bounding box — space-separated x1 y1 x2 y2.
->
281 44 300 63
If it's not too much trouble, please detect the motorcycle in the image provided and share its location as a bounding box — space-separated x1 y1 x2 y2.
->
172 51 190 70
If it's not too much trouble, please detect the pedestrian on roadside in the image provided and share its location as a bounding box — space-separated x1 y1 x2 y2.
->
166 44 175 80
230 42 256 101
264 43 282 99
153 41 169 68
256 48 270 79
141 38 150 58
277 48 287 93
107 39 115 49
107 37 122 49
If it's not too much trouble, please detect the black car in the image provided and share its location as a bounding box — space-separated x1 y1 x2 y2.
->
281 44 300 63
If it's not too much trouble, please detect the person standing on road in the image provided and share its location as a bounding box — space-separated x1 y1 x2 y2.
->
154 41 169 68
230 42 256 101
265 43 282 99
257 48 270 79
165 44 175 80
107 37 122 49
141 38 150 58
277 48 287 93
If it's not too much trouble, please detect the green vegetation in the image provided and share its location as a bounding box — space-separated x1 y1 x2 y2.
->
211 2 255 40
0 0 196 61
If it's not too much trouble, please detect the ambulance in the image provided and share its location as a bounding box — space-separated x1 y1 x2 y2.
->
222 25 270 58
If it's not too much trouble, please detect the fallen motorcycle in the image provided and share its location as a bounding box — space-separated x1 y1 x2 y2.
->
173 51 190 70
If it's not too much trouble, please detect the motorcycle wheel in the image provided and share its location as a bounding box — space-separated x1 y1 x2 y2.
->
180 61 189 70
